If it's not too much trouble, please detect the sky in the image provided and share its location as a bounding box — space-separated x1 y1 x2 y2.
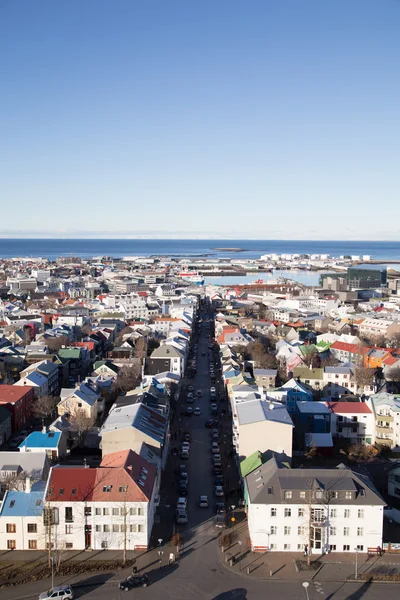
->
1 0 400 240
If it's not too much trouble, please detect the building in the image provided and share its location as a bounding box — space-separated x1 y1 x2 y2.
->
245 458 385 553
347 266 387 290
45 450 158 551
233 399 293 463
14 371 48 398
327 401 375 445
0 385 34 432
0 481 46 550
18 430 67 461
0 451 50 497
253 369 277 390
19 360 60 396
0 406 12 445
369 393 400 449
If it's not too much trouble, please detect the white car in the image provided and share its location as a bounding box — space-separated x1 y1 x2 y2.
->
182 442 190 450
177 497 187 510
199 495 209 508
210 387 216 394
39 586 74 600
215 485 224 497
212 442 220 454
176 509 188 524
194 407 201 416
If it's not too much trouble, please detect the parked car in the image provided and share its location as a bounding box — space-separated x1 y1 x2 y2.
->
118 575 150 590
205 419 219 428
211 443 220 454
215 475 224 486
216 503 226 515
194 407 201 416
180 471 188 484
176 509 188 524
183 432 191 441
177 497 187 510
199 495 209 508
179 483 188 496
182 442 190 450
215 515 227 529
39 586 74 600
215 485 224 497
188 385 194 392
185 407 193 416
180 449 189 460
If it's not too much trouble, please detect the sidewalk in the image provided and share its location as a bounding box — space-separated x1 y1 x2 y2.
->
218 520 400 583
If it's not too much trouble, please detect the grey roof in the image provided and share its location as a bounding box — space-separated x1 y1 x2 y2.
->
0 452 49 479
237 400 293 427
371 393 400 412
245 458 385 506
297 401 330 415
324 366 352 375
101 402 167 445
254 369 278 377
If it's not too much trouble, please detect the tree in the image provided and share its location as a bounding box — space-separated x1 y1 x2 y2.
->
354 358 375 391
69 412 95 447
46 335 70 353
113 363 141 393
134 336 147 359
23 325 32 347
147 337 160 355
31 395 59 420
387 367 400 392
388 332 400 349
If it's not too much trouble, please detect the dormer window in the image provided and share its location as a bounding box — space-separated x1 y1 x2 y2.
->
103 485 112 492
284 491 292 499
345 491 352 499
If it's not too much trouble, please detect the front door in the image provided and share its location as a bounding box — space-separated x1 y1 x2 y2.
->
85 525 92 549
311 527 323 551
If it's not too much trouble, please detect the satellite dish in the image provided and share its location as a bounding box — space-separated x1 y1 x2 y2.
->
269 402 274 410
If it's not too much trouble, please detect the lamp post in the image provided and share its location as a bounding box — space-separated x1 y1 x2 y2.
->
50 556 54 589
354 546 358 580
302 581 310 600
158 538 163 569
231 504 236 525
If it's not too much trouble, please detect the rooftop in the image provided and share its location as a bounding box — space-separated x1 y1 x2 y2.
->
236 399 293 427
19 430 61 449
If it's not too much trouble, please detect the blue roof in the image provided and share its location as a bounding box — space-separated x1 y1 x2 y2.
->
0 490 45 517
19 431 61 449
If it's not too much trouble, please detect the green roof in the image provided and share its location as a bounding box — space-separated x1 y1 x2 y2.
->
316 340 332 351
300 344 318 357
58 348 81 359
240 450 268 478
293 366 324 380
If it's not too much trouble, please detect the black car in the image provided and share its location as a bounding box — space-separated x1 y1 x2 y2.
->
215 475 224 485
205 419 219 428
119 575 150 590
179 484 188 496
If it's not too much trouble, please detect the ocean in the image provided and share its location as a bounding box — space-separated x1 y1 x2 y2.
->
0 238 400 261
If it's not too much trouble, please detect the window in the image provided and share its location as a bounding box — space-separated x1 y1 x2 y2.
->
284 508 291 518
284 491 292 499
344 509 350 518
297 544 303 551
298 526 305 536
356 545 364 551
119 486 128 493
270 544 277 550
300 491 306 499
284 526 291 535
65 525 73 535
138 524 144 533
95 508 101 516
103 485 112 493
130 507 137 516
137 507 144 516
330 527 336 536
330 509 337 518
71 488 76 496
103 508 109 516
112 524 119 533
298 508 304 518
95 525 101 532
6 524 16 533
270 526 277 535
101 541 108 549
7 540 16 550
130 524 137 533
315 490 323 499
343 545 350 551
345 491 352 500
112 508 120 516
65 507 73 522
357 527 364 536
270 507 277 517
28 540 37 549
329 544 336 552
343 527 350 537
65 542 73 549
284 543 291 550
27 524 37 533
103 524 110 532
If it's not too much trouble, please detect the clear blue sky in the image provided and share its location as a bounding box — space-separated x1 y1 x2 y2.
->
1 0 399 239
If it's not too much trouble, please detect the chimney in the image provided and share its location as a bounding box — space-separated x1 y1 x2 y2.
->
42 424 47 434
25 476 31 493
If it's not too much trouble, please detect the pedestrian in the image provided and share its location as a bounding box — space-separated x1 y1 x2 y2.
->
304 544 308 557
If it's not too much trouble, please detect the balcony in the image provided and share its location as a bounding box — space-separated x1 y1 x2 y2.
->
376 425 393 435
376 414 393 423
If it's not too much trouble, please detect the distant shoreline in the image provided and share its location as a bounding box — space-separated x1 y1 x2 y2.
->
211 247 246 252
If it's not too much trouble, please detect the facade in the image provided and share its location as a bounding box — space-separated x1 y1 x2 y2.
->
0 484 46 550
0 385 34 432
18 430 67 460
245 458 385 554
0 406 12 445
45 450 158 551
369 393 400 448
327 402 375 445
19 360 60 396
253 369 277 390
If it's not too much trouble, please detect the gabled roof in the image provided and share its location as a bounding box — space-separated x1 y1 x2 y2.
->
101 402 167 444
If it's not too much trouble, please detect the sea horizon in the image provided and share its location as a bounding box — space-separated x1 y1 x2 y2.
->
0 238 400 261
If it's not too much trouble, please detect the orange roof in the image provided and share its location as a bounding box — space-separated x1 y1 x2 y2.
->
327 402 371 414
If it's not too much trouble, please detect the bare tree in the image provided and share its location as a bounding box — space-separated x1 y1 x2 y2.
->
23 325 33 347
113 364 141 393
134 336 147 359
388 332 400 349
31 395 59 420
46 335 71 353
69 412 95 446
354 357 375 391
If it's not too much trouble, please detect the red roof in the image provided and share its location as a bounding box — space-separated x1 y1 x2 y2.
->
326 402 372 414
73 341 95 351
0 385 34 403
46 450 156 503
330 341 363 354
137 291 148 297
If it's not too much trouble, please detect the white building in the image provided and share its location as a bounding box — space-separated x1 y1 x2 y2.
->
327 401 375 445
0 481 47 550
245 458 385 554
369 393 400 449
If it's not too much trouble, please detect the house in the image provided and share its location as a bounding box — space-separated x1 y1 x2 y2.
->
233 399 293 463
387 463 400 500
0 406 12 445
0 385 34 433
369 393 400 449
359 318 400 340
0 451 50 496
19 360 60 396
245 458 385 553
327 402 375 445
253 369 277 390
293 367 324 392
18 430 68 460
295 402 332 451
45 449 158 551
147 343 185 377
0 481 46 550
57 381 103 421
100 402 169 468
92 360 120 378
268 378 313 415
14 371 48 398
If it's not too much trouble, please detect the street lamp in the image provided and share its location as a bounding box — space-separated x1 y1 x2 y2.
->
231 504 236 524
50 556 54 589
354 546 359 580
302 581 310 600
